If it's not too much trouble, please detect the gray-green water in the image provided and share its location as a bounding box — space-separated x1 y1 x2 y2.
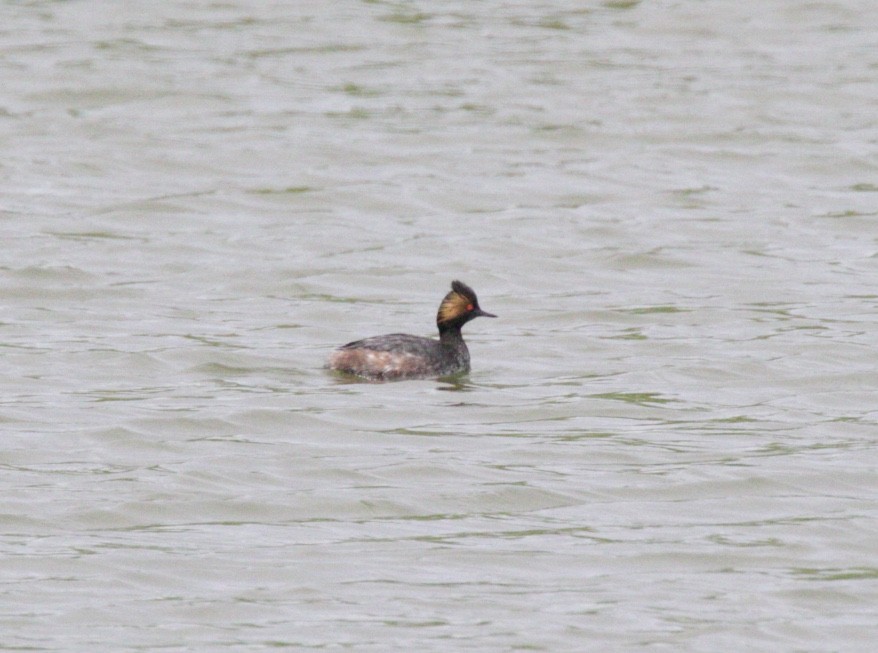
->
2 2 877 651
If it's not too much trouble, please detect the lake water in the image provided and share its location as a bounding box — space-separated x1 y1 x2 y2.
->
2 1 877 651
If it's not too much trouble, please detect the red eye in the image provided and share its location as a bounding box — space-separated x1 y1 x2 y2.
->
467 303 474 311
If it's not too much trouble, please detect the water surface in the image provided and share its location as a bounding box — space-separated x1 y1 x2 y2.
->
2 2 877 651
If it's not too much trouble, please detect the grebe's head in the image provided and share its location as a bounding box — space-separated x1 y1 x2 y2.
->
436 280 496 331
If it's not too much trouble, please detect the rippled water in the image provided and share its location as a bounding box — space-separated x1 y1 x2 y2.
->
2 1 877 651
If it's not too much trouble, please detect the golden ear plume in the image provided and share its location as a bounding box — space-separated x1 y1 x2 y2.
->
437 289 470 323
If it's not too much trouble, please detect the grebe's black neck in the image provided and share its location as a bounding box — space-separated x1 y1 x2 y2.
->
438 323 465 344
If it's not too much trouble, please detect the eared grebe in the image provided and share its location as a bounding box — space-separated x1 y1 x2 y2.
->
328 280 496 381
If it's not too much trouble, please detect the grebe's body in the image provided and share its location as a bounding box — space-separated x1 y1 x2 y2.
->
328 280 496 381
